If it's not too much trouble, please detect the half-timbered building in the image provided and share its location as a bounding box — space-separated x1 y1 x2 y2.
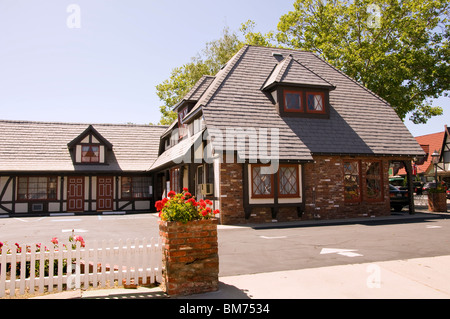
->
0 45 426 224
0 121 166 216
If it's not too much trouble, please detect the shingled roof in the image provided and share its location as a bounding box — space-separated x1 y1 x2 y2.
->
185 45 425 160
0 120 167 173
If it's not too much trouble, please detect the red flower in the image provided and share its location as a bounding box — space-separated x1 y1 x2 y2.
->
184 192 192 197
213 209 220 215
199 199 206 208
205 199 213 205
186 198 196 205
155 200 164 212
168 191 176 198
200 209 208 217
183 187 189 192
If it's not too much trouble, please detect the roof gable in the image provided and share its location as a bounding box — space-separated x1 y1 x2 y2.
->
67 125 113 150
262 54 335 91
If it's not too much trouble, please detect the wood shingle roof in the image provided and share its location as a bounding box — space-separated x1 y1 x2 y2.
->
196 45 425 159
0 120 167 173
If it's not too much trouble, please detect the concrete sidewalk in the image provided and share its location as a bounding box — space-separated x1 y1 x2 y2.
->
31 254 450 299
179 255 450 299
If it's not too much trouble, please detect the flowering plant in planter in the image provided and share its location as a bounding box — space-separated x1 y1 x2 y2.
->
156 188 219 223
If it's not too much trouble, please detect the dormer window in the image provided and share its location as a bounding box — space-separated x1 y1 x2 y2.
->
67 125 113 165
306 92 325 114
262 54 335 119
178 106 188 139
284 90 302 112
81 145 100 163
281 89 328 117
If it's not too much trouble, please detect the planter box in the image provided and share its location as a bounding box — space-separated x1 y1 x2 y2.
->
428 193 447 212
159 219 219 296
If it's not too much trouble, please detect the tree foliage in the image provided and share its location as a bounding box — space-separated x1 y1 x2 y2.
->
274 0 449 123
155 28 244 125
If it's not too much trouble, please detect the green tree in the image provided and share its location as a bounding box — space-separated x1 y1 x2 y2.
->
155 28 244 125
272 0 449 123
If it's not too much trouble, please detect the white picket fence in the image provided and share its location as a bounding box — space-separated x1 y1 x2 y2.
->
0 238 162 298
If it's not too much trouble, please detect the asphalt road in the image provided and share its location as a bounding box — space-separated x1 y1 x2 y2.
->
218 215 450 276
0 213 160 245
1 212 449 278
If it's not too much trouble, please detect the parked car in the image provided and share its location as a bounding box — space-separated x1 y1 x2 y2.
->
390 184 409 212
422 182 436 195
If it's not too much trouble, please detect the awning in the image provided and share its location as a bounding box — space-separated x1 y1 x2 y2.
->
149 130 205 171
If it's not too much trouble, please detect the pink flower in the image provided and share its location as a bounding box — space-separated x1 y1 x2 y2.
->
51 237 58 245
75 236 86 248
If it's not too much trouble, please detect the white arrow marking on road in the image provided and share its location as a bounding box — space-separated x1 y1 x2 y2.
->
62 229 88 233
320 248 363 257
426 225 442 229
259 236 288 240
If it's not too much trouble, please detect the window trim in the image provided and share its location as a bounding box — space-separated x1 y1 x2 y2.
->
121 176 152 199
306 91 326 114
343 160 362 203
178 106 188 139
278 164 300 198
17 176 58 202
283 90 304 113
170 167 181 193
365 160 384 202
80 144 100 163
279 87 330 119
251 164 275 199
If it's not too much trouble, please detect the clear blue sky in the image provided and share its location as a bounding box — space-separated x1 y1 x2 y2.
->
0 0 448 137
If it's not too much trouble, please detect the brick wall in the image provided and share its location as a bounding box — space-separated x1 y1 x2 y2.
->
302 156 391 220
159 219 219 296
218 156 396 225
219 161 246 224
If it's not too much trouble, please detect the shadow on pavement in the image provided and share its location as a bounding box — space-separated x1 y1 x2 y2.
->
175 282 252 299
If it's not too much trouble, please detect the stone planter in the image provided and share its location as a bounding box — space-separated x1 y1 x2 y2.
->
159 218 219 296
428 192 447 212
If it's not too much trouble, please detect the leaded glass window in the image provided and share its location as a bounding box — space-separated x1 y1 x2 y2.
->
251 165 273 198
344 161 360 202
279 165 299 197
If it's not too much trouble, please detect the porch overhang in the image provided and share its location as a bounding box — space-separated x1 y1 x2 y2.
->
149 130 205 172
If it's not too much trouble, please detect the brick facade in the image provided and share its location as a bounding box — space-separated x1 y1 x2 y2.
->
218 155 404 225
159 219 219 296
218 161 246 225
302 156 391 220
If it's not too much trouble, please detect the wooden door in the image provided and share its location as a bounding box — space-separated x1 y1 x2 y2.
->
67 176 84 212
97 176 113 211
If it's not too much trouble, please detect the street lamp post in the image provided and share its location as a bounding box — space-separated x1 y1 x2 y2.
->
431 150 440 185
